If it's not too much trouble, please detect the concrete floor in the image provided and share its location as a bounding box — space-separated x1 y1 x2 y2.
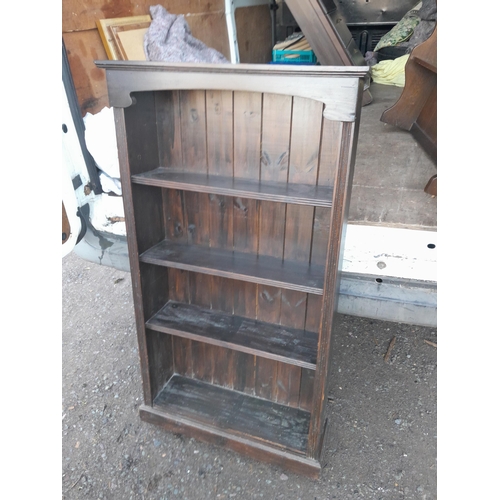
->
349 83 437 230
62 251 437 499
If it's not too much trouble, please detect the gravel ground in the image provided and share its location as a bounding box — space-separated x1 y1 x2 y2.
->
62 252 437 499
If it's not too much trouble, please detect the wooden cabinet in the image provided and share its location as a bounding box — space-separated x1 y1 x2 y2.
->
96 61 367 478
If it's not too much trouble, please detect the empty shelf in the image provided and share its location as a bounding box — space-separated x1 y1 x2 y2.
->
132 168 334 207
140 240 325 295
147 300 318 369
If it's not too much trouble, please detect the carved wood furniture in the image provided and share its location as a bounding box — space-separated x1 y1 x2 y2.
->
380 26 437 193
96 60 367 478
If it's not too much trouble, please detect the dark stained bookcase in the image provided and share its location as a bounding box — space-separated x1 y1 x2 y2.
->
96 61 367 478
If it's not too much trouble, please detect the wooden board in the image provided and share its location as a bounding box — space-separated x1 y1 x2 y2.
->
153 374 311 453
96 16 151 60
235 5 272 63
146 300 318 369
139 239 325 295
184 12 231 61
132 168 334 207
63 0 224 32
113 26 149 60
62 30 110 115
63 3 230 114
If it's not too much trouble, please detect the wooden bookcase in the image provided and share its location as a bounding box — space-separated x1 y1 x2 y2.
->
96 61 367 478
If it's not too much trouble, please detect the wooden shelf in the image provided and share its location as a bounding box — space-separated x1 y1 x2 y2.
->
140 240 325 295
146 300 318 370
150 374 311 454
99 61 366 477
132 168 334 207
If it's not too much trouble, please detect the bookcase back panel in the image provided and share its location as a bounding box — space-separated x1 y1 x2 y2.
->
165 269 322 331
163 266 317 410
124 94 338 413
160 189 329 268
124 89 342 187
170 336 314 411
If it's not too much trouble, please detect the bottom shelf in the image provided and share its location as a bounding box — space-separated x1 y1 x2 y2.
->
139 375 324 477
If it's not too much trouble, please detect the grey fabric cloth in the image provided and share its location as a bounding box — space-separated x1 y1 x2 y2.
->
364 51 379 66
144 5 229 63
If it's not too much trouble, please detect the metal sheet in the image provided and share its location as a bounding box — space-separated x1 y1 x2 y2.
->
335 0 418 25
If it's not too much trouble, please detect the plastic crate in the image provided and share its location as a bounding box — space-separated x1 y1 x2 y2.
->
272 49 317 64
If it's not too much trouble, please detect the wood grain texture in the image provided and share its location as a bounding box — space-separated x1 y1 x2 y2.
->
140 403 321 478
188 272 213 383
63 1 230 114
109 63 365 475
169 268 194 379
114 107 153 404
156 91 183 169
179 90 208 173
96 16 151 60
235 5 272 64
206 90 235 387
96 62 367 122
307 118 362 458
147 301 318 369
381 28 437 132
63 31 109 116
230 92 261 394
277 289 308 407
146 329 174 400
132 169 334 207
63 0 225 33
154 375 311 452
256 90 288 398
232 280 258 395
140 240 325 294
276 95 323 408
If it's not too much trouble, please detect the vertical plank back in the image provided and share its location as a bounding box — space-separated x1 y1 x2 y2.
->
230 90 263 395
206 90 235 388
156 90 183 169
278 97 323 407
254 93 293 400
169 268 193 379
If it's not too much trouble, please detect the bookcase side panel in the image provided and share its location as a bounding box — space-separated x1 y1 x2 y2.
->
114 107 153 406
124 91 160 175
307 116 362 459
123 92 165 255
